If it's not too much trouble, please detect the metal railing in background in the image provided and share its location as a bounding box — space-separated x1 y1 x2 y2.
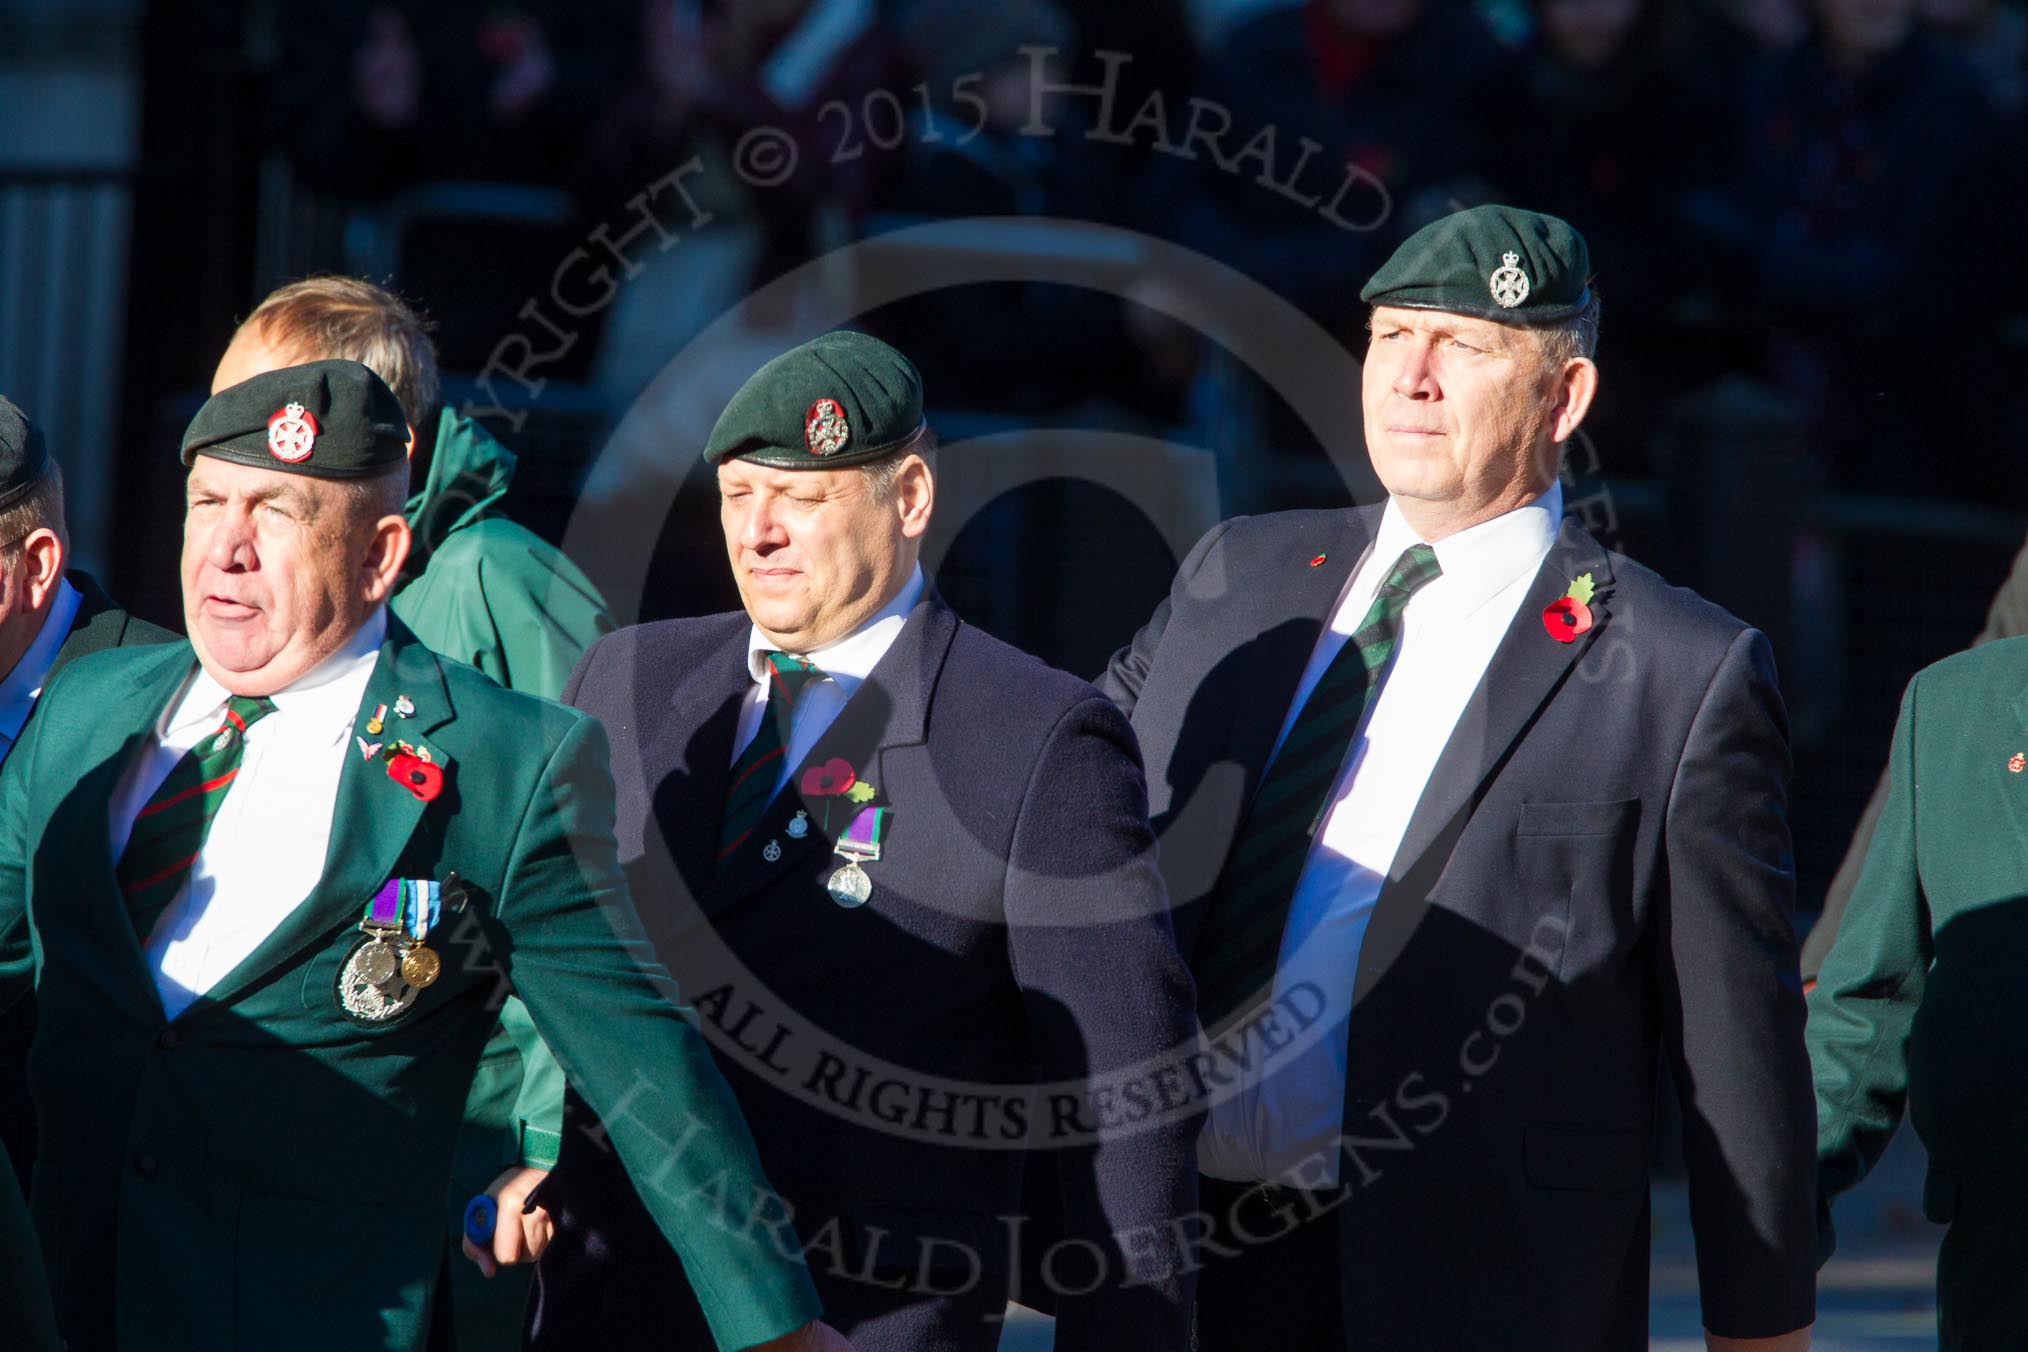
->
0 168 131 570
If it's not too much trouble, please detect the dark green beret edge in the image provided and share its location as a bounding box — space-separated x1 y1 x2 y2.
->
717 419 932 470
0 446 51 514
181 443 406 481
1364 285 1594 327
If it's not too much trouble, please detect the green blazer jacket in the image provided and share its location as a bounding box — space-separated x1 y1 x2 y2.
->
1810 633 2028 1251
0 620 819 1352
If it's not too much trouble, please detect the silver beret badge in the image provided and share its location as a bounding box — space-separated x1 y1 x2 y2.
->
1489 252 1531 309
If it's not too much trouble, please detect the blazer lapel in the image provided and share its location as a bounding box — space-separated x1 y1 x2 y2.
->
1216 508 1380 819
180 625 453 1021
698 595 953 919
1353 517 1616 1002
62 643 202 1019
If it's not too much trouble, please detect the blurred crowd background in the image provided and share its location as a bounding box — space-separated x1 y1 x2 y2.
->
4 0 2026 945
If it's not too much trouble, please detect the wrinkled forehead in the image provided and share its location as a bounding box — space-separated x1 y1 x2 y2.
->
1367 304 1530 349
716 456 864 494
185 453 339 513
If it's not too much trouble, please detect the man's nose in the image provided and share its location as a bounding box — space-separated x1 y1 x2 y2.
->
1392 343 1438 399
740 498 787 550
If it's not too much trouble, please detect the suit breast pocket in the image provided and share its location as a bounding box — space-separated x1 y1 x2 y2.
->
1510 799 1642 979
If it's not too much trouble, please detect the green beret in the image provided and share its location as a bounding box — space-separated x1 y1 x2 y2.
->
0 396 51 513
1362 205 1593 325
181 359 408 479
704 331 926 470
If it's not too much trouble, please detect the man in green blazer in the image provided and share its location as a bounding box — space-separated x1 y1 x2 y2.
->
1809 635 2028 1348
211 275 615 1347
0 359 846 1352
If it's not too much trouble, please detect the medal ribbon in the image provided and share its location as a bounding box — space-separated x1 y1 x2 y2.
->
835 807 886 862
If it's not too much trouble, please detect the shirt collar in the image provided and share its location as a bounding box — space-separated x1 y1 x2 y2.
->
166 608 388 740
1372 481 1563 620
746 564 926 699
0 576 84 741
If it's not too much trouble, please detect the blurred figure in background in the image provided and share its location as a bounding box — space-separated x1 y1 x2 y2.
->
1917 0 2026 111
1675 0 1998 497
1157 0 1514 331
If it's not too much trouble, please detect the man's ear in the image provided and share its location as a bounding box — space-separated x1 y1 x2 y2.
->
894 456 935 542
18 527 63 611
361 516 412 605
1550 358 1599 445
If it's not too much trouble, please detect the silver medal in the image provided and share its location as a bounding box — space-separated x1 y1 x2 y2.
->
826 861 872 908
338 936 419 1022
762 839 783 863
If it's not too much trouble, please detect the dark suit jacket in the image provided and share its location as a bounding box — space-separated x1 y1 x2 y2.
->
0 570 174 1193
535 593 1199 1351
1103 507 1816 1347
0 622 820 1352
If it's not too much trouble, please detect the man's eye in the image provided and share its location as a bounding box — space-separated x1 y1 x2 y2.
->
1447 338 1478 352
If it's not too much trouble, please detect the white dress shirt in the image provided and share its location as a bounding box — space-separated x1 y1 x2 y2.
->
0 576 82 756
1199 484 1562 1186
112 610 386 1019
732 564 926 794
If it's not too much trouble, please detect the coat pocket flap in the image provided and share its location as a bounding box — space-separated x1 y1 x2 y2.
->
1515 798 1640 838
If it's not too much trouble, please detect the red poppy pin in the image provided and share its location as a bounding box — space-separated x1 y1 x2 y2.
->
387 750 444 803
1542 573 1597 644
2010 752 2024 774
799 757 857 798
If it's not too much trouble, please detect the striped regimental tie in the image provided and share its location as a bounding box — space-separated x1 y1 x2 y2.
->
118 693 278 943
716 652 821 869
1192 543 1443 1030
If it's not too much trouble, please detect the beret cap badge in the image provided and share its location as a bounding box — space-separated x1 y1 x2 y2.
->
266 401 319 463
1489 252 1531 310
805 398 851 457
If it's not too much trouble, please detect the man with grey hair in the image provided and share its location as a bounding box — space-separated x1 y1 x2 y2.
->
0 359 849 1352
1105 205 1815 1349
0 395 172 1226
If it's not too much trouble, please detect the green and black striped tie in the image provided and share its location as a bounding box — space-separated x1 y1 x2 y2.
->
1193 543 1443 1030
119 693 277 943
717 652 820 868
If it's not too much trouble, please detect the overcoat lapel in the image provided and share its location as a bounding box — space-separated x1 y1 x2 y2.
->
647 621 753 906
58 643 201 1020
1353 517 1616 1002
696 595 952 920
179 625 454 1022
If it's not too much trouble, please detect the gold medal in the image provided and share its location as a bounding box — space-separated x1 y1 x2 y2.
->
400 944 441 988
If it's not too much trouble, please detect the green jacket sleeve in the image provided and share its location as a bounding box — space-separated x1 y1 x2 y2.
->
1806 672 1933 1262
392 523 615 701
500 996 565 1168
497 712 820 1349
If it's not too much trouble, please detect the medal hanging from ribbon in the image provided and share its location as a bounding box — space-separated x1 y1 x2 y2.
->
827 806 886 908
337 877 443 1022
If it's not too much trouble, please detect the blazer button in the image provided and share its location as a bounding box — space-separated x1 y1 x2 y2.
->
156 1027 181 1050
134 1152 158 1179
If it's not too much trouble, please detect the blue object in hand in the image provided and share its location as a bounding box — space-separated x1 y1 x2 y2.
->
463 1193 498 1247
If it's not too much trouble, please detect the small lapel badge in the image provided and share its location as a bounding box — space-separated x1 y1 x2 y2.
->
357 736 383 761
394 695 416 719
763 839 783 863
2010 752 2024 774
366 702 387 735
1309 553 1327 568
786 811 810 840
